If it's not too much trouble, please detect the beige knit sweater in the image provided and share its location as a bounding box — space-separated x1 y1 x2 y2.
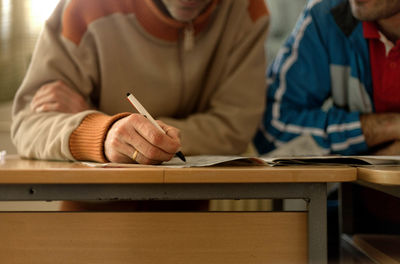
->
11 0 269 162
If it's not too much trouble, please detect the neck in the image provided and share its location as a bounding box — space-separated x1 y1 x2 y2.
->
377 13 400 43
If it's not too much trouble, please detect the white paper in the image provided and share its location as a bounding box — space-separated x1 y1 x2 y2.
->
80 154 400 168
81 155 268 168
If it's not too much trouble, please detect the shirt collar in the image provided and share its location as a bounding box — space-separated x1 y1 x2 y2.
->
363 21 395 56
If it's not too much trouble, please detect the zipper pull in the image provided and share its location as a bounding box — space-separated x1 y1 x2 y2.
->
183 22 194 51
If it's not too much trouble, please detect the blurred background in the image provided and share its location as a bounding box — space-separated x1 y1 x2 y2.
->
265 0 306 66
0 0 59 154
0 0 307 211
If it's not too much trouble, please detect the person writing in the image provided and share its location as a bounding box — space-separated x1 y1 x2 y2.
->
12 0 269 166
254 0 400 156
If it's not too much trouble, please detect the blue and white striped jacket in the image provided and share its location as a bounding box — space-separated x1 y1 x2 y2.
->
254 0 374 155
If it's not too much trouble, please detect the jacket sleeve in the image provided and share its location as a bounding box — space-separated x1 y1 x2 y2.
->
161 1 270 155
11 0 118 162
254 2 369 155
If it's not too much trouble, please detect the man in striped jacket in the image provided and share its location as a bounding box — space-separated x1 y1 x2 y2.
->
254 0 400 156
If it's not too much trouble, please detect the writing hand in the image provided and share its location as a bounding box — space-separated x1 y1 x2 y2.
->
104 114 181 164
31 81 90 113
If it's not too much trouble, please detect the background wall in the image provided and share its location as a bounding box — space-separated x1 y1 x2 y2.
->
0 0 59 155
265 0 307 66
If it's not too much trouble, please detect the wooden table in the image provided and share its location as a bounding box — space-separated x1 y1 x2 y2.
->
0 156 356 264
340 166 400 264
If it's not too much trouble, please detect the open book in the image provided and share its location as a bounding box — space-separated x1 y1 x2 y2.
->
81 155 400 168
82 155 266 168
263 155 400 166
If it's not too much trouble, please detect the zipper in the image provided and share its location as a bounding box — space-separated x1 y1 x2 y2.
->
183 21 195 51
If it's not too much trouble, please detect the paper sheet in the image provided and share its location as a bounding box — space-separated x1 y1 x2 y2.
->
80 154 400 168
81 155 268 168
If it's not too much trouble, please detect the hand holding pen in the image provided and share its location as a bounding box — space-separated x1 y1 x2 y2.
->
103 94 185 165
126 93 186 162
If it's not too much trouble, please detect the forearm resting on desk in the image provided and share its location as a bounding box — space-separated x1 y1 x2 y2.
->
30 81 90 113
360 113 400 149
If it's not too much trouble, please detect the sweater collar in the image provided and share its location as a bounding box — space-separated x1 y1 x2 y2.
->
134 0 219 42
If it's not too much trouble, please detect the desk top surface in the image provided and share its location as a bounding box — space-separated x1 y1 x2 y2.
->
357 166 400 186
0 156 357 184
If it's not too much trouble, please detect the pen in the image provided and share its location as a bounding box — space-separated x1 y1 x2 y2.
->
126 93 186 162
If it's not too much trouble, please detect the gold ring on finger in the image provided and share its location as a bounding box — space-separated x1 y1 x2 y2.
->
132 150 139 162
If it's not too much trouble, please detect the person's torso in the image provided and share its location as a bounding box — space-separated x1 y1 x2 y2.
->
60 0 256 118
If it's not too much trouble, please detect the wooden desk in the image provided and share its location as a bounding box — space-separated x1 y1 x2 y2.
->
357 166 400 198
0 156 356 264
340 166 400 264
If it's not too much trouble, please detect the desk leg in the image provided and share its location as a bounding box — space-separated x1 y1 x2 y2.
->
308 183 327 264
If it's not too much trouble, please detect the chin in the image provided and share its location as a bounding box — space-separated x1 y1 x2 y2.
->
171 9 199 22
352 10 379 21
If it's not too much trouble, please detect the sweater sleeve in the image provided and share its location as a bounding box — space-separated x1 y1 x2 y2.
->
11 0 102 161
161 1 270 155
69 112 131 162
254 2 369 155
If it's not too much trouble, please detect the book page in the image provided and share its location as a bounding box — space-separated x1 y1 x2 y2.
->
260 155 400 166
81 155 268 168
80 155 400 168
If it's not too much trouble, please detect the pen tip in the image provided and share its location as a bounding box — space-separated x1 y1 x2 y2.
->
126 93 131 96
176 151 186 162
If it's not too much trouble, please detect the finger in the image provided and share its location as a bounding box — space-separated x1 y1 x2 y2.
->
49 81 89 112
157 121 181 140
105 117 171 163
31 82 63 110
31 86 48 110
104 133 137 163
133 151 164 165
31 92 59 111
131 115 181 154
105 115 176 163
35 102 62 113
32 81 89 113
123 124 174 162
35 81 66 98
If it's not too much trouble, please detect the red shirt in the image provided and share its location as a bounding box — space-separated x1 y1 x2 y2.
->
363 22 400 113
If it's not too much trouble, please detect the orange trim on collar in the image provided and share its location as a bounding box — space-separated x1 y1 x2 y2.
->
62 0 136 45
248 0 269 23
136 0 219 42
62 0 219 45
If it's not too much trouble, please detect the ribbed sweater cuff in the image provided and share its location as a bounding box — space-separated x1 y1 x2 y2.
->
69 112 131 162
